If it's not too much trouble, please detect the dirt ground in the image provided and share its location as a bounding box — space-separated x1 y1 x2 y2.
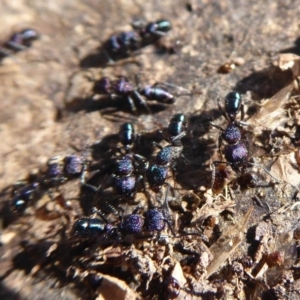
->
1 0 300 299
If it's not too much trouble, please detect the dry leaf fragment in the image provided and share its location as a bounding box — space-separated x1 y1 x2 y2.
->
277 53 300 77
270 152 300 186
166 262 187 298
248 83 293 134
96 273 140 300
206 207 253 277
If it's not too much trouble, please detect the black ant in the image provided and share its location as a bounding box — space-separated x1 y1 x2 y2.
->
45 154 87 186
211 92 278 189
0 29 39 61
146 114 187 191
93 76 174 113
73 186 175 240
72 206 145 241
103 19 171 62
210 92 250 172
133 19 172 44
82 153 146 211
10 179 40 213
143 185 204 238
10 154 88 213
72 185 204 249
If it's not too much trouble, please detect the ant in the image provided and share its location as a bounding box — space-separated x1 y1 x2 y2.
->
132 19 172 46
45 154 87 186
103 19 171 62
72 206 145 242
82 153 145 210
211 92 278 190
10 154 88 213
146 114 187 191
93 76 174 113
111 121 183 196
211 92 248 173
69 184 205 267
10 178 40 213
0 29 39 61
73 186 176 241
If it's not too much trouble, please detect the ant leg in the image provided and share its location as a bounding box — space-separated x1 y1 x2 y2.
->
152 30 168 37
211 161 231 189
158 129 186 145
171 131 186 143
132 90 151 113
240 103 245 122
91 174 110 207
210 122 224 132
80 164 98 192
161 184 177 237
152 82 191 95
218 133 223 160
211 163 216 190
12 180 29 189
152 141 163 150
157 129 171 143
133 132 141 153
162 183 174 210
6 41 27 51
212 161 230 166
131 20 146 30
132 204 144 215
217 97 229 122
91 207 109 223
134 73 142 90
210 123 224 159
0 48 11 58
164 218 176 237
247 162 280 183
133 153 148 165
127 95 138 113
106 203 124 217
103 50 115 65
